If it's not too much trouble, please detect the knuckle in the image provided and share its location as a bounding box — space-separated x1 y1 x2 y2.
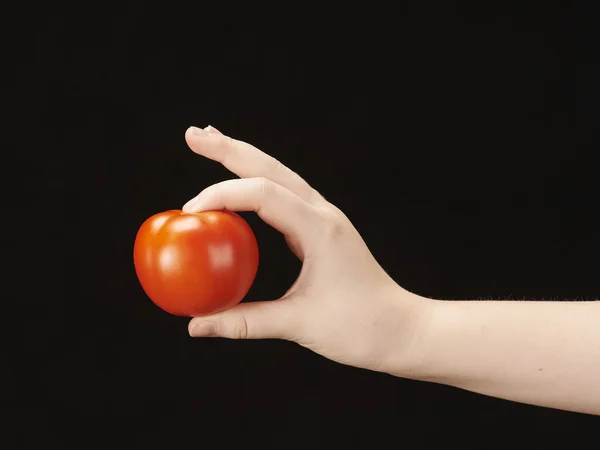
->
268 156 323 204
225 136 236 149
235 315 249 339
257 177 276 197
318 207 347 239
308 188 325 203
270 157 290 174
270 158 305 185
221 136 238 165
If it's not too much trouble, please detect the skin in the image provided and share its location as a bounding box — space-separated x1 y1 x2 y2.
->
184 125 600 416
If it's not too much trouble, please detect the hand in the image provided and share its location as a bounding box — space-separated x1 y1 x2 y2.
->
184 125 433 373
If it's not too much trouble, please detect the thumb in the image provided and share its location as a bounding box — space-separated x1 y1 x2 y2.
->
188 299 297 340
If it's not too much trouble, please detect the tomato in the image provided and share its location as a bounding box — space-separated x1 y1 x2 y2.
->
133 210 259 317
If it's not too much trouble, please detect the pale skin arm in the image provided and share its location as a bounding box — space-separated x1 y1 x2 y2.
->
183 125 600 416
389 297 600 416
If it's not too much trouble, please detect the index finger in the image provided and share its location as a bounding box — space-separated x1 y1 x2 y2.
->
185 126 321 204
183 177 320 245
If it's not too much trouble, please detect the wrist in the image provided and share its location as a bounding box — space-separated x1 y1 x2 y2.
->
393 298 457 383
374 286 442 380
388 298 495 386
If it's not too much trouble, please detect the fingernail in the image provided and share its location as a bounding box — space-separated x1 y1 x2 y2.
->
190 321 216 337
189 126 206 136
205 125 222 135
182 196 202 212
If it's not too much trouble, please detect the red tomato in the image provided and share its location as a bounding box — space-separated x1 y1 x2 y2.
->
133 210 259 316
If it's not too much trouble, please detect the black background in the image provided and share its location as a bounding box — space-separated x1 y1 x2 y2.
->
12 3 600 449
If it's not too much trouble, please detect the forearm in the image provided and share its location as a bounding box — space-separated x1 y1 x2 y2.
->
395 297 600 415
